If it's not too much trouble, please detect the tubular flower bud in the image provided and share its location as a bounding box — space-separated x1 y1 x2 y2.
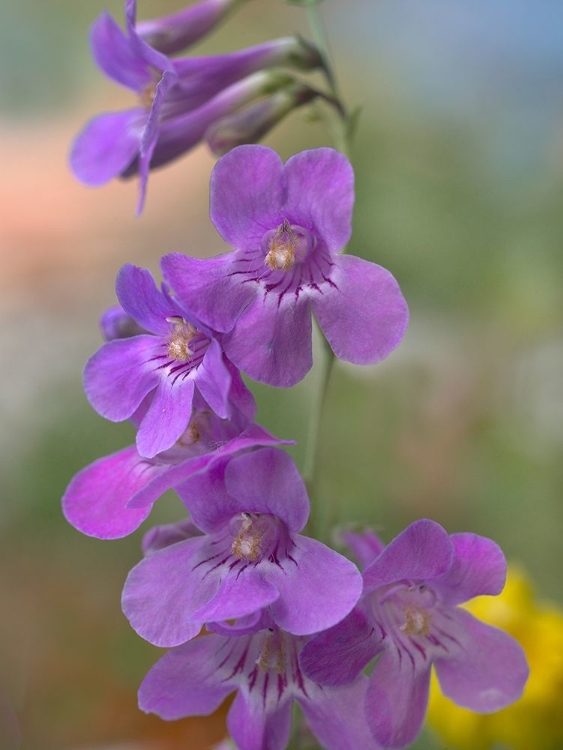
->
136 0 253 56
206 82 318 156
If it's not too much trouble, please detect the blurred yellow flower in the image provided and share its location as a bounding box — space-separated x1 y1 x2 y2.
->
427 566 563 750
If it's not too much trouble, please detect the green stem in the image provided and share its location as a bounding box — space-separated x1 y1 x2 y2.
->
303 1 351 157
300 1 350 539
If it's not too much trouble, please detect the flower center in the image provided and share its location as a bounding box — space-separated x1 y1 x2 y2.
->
401 605 432 636
166 316 198 362
262 220 314 271
257 630 287 673
230 512 278 562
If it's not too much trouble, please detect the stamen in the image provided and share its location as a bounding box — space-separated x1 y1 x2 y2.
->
401 605 432 636
166 316 198 362
231 513 263 561
257 630 286 673
264 219 299 271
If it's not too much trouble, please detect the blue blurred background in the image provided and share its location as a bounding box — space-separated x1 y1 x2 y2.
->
1 0 562 747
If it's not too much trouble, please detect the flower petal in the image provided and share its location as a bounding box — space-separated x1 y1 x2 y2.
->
224 447 309 532
434 608 528 712
210 144 285 251
299 677 380 750
284 148 354 253
300 608 379 686
138 634 233 719
161 252 255 333
432 533 507 606
84 335 158 422
341 528 386 570
363 519 453 592
142 518 202 555
121 537 213 647
365 647 431 749
62 446 155 539
90 9 150 90
268 536 363 636
312 255 409 366
136 376 195 458
228 691 292 750
70 110 142 186
115 264 172 335
190 569 279 623
195 340 232 420
223 294 313 387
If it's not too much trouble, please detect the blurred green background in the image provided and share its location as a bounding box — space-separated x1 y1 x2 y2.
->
1 0 562 747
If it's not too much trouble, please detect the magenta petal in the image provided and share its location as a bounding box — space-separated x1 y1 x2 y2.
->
284 148 354 252
300 608 379 686
196 340 231 420
312 255 409 366
228 691 292 750
90 9 150 91
224 295 313 387
365 648 431 749
432 533 507 605
224 447 309 532
268 537 363 636
363 519 453 592
190 570 279 623
299 677 380 750
136 377 195 458
122 537 213 647
116 264 172 335
139 634 232 719
210 145 285 251
70 110 143 186
62 447 154 539
435 609 528 712
161 252 255 333
84 336 158 421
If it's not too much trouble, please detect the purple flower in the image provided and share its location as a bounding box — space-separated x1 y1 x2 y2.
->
70 0 321 212
62 381 289 540
162 146 409 387
84 263 237 459
138 618 380 750
300 520 529 749
121 447 363 647
136 0 251 56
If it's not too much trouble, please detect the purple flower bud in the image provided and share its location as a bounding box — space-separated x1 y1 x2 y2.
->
206 82 319 156
136 0 252 56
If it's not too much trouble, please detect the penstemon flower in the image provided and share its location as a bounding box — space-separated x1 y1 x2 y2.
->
84 263 237 458
137 612 380 750
162 145 409 386
62 396 289 539
121 446 363 647
300 520 529 749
